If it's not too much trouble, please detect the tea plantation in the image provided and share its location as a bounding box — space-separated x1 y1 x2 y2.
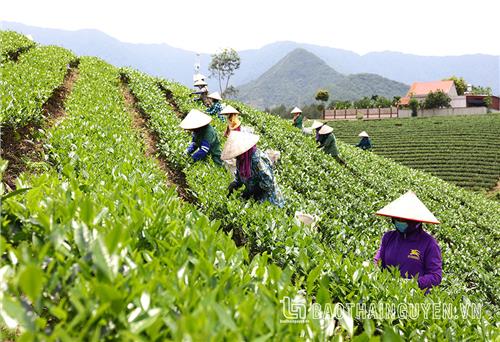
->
328 115 500 192
1 31 499 341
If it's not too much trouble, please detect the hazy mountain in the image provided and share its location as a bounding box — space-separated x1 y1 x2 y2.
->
235 42 499 95
232 42 361 85
235 49 409 108
2 21 498 95
0 21 211 87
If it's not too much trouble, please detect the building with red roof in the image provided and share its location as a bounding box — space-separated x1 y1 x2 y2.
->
399 80 499 110
399 80 459 106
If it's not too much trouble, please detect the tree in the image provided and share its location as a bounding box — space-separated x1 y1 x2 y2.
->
302 103 323 119
267 104 287 118
208 48 241 96
328 100 352 109
354 97 372 109
267 104 323 119
423 90 451 109
223 85 238 99
471 85 492 95
445 76 467 96
409 98 419 117
392 96 401 107
315 89 329 111
483 95 492 111
374 96 392 108
337 101 353 109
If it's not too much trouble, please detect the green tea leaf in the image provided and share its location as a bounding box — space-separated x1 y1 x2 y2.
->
19 265 44 303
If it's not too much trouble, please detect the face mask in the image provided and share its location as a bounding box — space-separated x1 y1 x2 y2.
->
394 220 409 233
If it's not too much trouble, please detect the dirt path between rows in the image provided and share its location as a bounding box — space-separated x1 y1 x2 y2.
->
157 82 184 118
6 45 34 62
122 78 247 246
1 61 79 190
119 76 196 203
154 81 248 247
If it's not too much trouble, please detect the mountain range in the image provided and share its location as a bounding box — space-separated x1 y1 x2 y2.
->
236 48 409 108
2 21 499 102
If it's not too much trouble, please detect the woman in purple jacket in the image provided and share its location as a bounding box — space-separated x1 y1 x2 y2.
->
374 191 442 292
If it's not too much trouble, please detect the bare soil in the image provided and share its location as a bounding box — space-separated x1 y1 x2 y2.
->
119 75 196 203
45 61 80 125
6 46 34 62
121 75 248 246
157 82 183 118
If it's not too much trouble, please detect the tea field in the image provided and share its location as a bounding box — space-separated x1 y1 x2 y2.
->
327 115 500 193
1 31 499 340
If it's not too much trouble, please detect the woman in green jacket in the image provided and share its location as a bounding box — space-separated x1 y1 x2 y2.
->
291 107 304 129
318 125 346 165
180 109 222 165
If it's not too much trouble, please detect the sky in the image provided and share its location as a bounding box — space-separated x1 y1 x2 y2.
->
1 0 500 56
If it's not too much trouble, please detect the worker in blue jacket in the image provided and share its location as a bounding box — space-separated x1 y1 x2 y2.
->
180 109 222 165
356 131 372 150
206 92 225 121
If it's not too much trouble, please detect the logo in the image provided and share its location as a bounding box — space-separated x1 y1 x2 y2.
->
281 295 307 323
279 298 483 323
408 249 421 261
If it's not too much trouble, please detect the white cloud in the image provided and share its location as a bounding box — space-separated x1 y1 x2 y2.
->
1 0 499 56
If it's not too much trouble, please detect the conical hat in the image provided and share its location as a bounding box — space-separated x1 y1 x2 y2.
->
194 79 208 86
221 131 260 160
193 73 206 82
318 125 333 135
375 191 440 224
358 131 369 137
179 109 212 130
220 105 240 115
291 107 302 114
310 120 324 129
208 92 222 101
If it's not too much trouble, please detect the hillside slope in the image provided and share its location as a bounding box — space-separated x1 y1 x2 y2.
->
236 48 409 108
1 32 499 340
328 115 500 192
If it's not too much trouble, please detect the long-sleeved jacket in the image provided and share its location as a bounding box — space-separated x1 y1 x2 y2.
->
293 114 303 128
230 149 284 207
374 226 442 291
319 133 339 156
186 125 222 165
356 137 372 150
206 101 225 121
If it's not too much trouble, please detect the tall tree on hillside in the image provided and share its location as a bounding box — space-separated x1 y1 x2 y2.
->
209 48 241 97
445 76 467 95
315 89 329 111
